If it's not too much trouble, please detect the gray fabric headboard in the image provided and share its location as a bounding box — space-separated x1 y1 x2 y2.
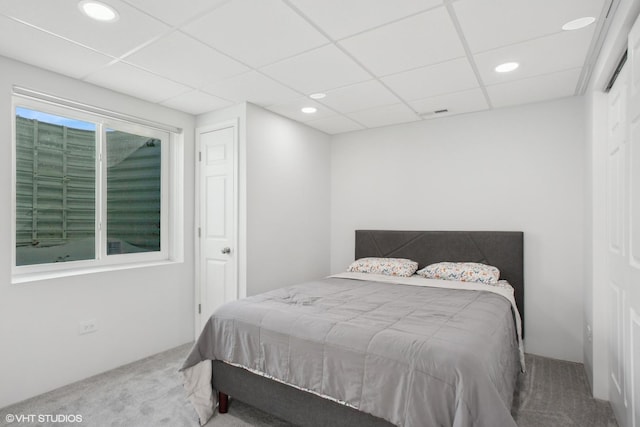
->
355 230 524 335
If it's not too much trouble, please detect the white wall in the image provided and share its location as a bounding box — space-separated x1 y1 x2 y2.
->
0 56 196 408
245 104 331 295
583 89 597 393
331 97 586 362
197 104 331 297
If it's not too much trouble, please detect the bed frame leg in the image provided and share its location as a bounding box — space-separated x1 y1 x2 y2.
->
218 392 229 414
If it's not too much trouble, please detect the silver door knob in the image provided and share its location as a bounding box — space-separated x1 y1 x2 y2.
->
221 247 231 254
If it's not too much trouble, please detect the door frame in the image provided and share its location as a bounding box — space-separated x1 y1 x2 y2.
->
194 119 239 337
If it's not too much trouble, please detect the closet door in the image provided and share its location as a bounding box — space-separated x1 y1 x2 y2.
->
607 59 628 427
608 12 640 427
626 13 640 427
195 120 239 335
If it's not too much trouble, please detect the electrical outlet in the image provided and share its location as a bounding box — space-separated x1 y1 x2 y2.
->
587 324 592 342
78 319 98 335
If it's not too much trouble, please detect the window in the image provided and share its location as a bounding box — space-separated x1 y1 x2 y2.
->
13 95 175 276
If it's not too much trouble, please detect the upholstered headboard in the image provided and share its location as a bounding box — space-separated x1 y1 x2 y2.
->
355 230 524 335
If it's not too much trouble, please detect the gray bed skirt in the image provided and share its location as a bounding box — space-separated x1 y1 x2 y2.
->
212 360 394 426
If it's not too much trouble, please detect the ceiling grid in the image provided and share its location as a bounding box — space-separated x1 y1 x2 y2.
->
0 0 612 133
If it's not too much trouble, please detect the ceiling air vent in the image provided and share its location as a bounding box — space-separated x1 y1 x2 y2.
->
419 112 434 118
420 109 449 118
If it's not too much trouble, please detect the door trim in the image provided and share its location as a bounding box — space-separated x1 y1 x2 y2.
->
194 119 239 337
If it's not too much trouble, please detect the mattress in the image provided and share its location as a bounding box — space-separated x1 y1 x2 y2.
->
182 273 523 427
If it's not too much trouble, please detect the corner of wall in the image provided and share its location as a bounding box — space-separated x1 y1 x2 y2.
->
583 91 596 393
242 103 331 295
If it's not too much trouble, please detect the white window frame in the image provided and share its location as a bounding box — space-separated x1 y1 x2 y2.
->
11 94 175 280
99 119 170 266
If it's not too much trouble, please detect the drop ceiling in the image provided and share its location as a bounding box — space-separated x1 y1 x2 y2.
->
0 0 612 134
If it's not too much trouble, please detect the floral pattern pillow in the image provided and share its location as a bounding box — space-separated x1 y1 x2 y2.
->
347 257 419 277
416 262 500 284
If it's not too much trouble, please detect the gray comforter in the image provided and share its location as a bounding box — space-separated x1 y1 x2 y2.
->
182 275 521 427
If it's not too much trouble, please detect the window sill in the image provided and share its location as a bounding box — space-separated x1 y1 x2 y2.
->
11 259 181 285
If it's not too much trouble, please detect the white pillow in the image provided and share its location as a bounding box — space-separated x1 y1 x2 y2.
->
416 262 500 284
347 257 419 277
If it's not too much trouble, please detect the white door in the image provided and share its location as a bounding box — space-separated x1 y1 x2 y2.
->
607 13 640 427
607 61 629 427
625 14 640 427
196 121 238 334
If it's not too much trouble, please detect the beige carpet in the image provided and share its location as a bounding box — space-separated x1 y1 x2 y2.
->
0 344 617 427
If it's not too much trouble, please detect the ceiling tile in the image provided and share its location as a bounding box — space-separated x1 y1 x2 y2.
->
475 28 595 86
304 115 365 135
260 44 371 94
0 16 113 79
382 57 479 101
161 90 233 115
124 31 248 88
84 62 191 104
486 68 581 108
288 0 442 40
408 88 489 119
1 0 170 57
0 0 605 130
453 0 607 53
339 7 465 77
319 80 401 113
267 97 336 123
202 71 301 107
346 104 420 128
182 0 328 68
122 0 228 26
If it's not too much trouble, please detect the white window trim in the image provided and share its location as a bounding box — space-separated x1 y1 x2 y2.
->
11 94 179 282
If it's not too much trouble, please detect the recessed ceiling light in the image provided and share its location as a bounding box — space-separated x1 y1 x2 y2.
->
562 17 596 31
301 107 317 114
309 93 326 99
495 62 519 73
79 1 119 22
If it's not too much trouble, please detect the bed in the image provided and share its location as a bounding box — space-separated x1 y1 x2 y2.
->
181 230 525 427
